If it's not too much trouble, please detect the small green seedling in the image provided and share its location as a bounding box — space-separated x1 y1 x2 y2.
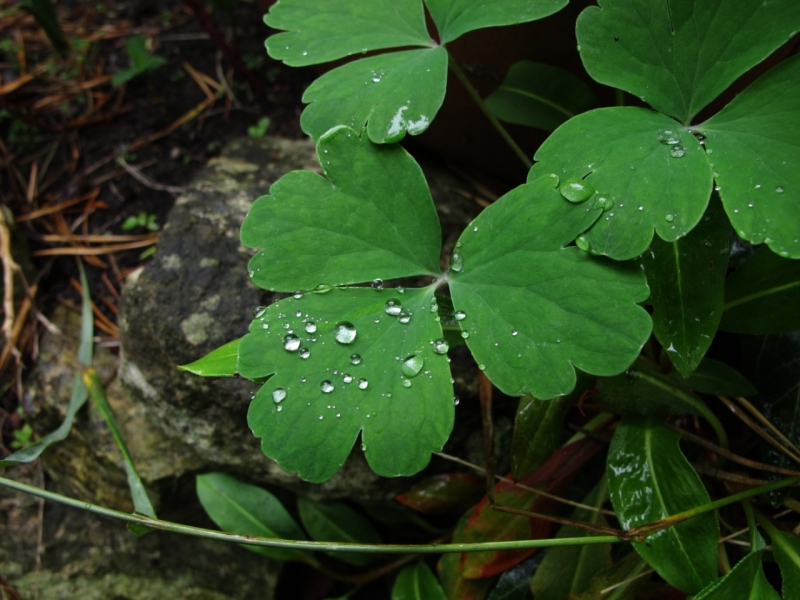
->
112 34 166 87
122 211 159 232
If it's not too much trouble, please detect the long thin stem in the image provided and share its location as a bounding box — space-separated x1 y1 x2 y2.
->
0 475 620 554
447 54 533 169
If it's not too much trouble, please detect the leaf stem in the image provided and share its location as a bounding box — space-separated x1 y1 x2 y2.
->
0 475 620 554
446 53 533 169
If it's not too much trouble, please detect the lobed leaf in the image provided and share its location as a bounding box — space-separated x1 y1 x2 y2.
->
178 338 241 377
297 497 381 566
301 48 447 143
643 196 731 375
576 0 800 123
699 54 800 259
485 61 597 132
242 126 441 293
265 0 432 66
693 550 779 600
196 472 310 562
449 175 651 400
528 107 713 260
393 562 447 600
425 0 567 45
239 287 454 482
607 417 719 594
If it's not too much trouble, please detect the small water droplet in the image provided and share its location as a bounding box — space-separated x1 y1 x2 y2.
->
371 278 384 290
384 299 402 316
305 322 317 333
461 331 470 339
276 405 283 412
402 378 412 388
253 306 267 318
512 330 518 336
358 378 369 390
430 303 439 313
714 185 721 191
299 348 310 360
372 75 381 83
556 338 562 343
576 235 590 252
343 373 353 384
473 226 479 232
397 286 405 294
478 363 486 371
334 322 357 344
560 179 596 203
401 355 424 378
776 186 785 193
321 380 334 393
638 205 644 211
754 184 762 189
398 311 412 324
350 353 362 365
670 145 685 158
283 334 301 352
665 214 675 222
261 323 269 330
658 129 681 145
431 339 449 354
454 311 466 321
450 252 464 272
453 396 460 406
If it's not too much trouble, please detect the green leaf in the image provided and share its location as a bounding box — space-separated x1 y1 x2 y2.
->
300 47 447 143
393 562 447 600
693 550 779 600
486 556 541 600
425 0 568 45
680 358 757 397
437 514 495 600
607 417 719 594
20 0 71 58
265 0 432 66
529 479 613 600
195 472 310 562
241 127 441 293
569 552 650 600
485 61 597 132
297 497 381 566
240 287 454 482
765 525 800 598
528 107 713 260
576 0 800 123
643 196 731 375
449 175 651 400
719 246 800 335
178 338 241 377
699 54 800 259
396 473 484 515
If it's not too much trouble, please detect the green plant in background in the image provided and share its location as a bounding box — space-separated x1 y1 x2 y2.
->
247 116 271 138
111 34 167 87
121 211 159 232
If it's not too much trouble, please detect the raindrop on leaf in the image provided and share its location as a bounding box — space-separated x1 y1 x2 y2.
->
334 322 357 344
283 334 301 352
272 388 287 404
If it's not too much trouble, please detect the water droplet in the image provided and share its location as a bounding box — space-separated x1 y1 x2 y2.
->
293 290 304 299
478 363 486 371
776 186 785 193
261 323 269 330
473 226 479 232
576 235 590 252
670 145 685 158
696 134 706 145
556 338 562 343
453 396 460 406
450 252 464 272
321 380 334 393
342 373 353 384
430 303 439 313
384 299 402 316
358 378 369 390
253 306 267 318
272 388 286 404
714 185 721 191
461 331 470 339
371 279 384 290
402 378 412 388
401 354 424 378
397 286 405 294
560 179 596 203
350 353 362 365
283 334 301 352
299 348 310 359
334 322 357 344
665 214 675 222
276 405 283 412
593 196 613 212
638 205 644 211
658 129 681 145
512 330 518 336
305 322 317 333
454 311 466 321
754 184 762 189
431 339 449 354
372 75 381 83
398 311 412 324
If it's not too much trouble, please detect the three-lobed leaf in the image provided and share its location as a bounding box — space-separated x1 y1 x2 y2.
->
239 287 454 483
449 175 652 400
576 0 800 123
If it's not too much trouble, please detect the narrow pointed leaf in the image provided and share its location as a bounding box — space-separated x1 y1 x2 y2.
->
576 0 800 122
449 175 651 400
265 0 432 66
569 552 650 600
485 61 597 132
680 358 757 397
425 0 567 44
178 338 241 377
297 497 381 566
396 473 484 515
240 287 454 482
765 526 800 598
241 126 441 292
393 562 447 600
720 246 800 335
301 48 447 143
528 107 713 260
643 196 731 375
693 550 779 600
196 472 310 562
699 54 800 259
607 417 719 594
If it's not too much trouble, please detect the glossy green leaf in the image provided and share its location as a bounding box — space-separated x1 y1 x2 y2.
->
241 126 441 292
396 473 484 515
195 472 310 562
301 48 447 143
643 196 731 375
438 514 495 600
265 0 432 66
576 0 800 123
511 387 581 480
569 552 650 600
766 525 800 598
393 562 447 600
297 497 381 566
680 358 757 397
529 479 612 600
607 417 719 594
485 61 597 132
178 338 241 377
486 556 541 600
699 54 800 259
528 107 713 260
240 287 453 482
719 246 800 335
693 550 779 600
449 176 651 400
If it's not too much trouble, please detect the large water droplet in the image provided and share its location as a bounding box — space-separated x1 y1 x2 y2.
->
560 179 595 203
305 322 317 333
450 252 464 272
321 380 334 393
371 279 384 290
272 388 287 404
670 145 685 158
350 353 362 365
401 355 424 378
665 214 675 223
432 339 449 354
575 235 590 252
283 334 301 352
593 196 613 212
658 129 681 145
343 373 353 384
384 299 402 316
334 321 357 344
454 310 466 321
358 378 369 390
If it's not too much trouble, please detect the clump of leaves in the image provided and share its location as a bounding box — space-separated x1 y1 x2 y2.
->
111 34 166 87
121 211 159 232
